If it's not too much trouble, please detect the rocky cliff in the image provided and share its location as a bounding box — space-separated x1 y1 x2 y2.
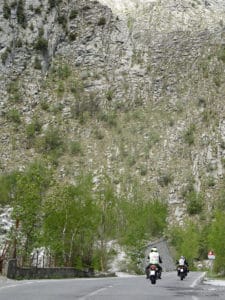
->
1 0 225 226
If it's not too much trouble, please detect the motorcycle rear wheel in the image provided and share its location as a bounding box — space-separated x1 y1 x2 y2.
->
150 276 156 284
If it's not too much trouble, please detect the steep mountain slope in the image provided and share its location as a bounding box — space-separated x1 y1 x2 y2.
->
1 0 225 228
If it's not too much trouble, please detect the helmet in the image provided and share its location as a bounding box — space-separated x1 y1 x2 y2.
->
151 247 158 252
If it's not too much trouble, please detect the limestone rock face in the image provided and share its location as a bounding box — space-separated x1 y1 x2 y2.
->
1 0 225 225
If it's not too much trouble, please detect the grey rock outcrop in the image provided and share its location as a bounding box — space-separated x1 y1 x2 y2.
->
1 0 225 227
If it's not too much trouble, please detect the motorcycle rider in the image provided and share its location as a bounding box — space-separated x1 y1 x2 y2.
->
176 255 189 276
146 247 163 279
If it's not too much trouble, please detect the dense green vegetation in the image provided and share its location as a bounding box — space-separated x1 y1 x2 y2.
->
2 160 225 274
208 211 225 274
169 210 225 275
0 162 167 272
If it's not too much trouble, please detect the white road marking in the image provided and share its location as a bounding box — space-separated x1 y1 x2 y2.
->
78 285 112 300
190 272 206 300
0 281 33 290
190 272 206 288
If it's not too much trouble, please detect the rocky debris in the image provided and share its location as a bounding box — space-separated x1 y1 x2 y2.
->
0 207 13 250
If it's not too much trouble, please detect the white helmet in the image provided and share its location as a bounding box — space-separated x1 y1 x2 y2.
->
151 247 158 252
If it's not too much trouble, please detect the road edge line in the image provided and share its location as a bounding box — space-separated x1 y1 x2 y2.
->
190 272 206 288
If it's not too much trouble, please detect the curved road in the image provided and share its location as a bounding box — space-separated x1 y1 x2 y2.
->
0 272 225 300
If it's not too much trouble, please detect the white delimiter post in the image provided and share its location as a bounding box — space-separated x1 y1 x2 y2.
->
208 251 216 274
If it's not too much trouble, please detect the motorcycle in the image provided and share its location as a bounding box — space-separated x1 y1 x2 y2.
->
177 265 187 280
148 264 160 284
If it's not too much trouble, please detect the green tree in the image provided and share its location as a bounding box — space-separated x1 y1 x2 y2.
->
186 191 204 215
0 172 18 205
34 37 48 53
10 161 52 264
183 124 195 145
208 211 225 273
216 188 225 211
120 198 167 247
198 224 211 260
114 196 167 272
96 180 119 271
169 221 200 267
41 174 100 268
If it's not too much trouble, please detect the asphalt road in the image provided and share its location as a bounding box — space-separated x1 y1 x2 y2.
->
0 272 225 300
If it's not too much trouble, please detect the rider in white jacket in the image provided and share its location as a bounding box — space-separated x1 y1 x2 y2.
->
176 256 189 275
146 247 163 279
